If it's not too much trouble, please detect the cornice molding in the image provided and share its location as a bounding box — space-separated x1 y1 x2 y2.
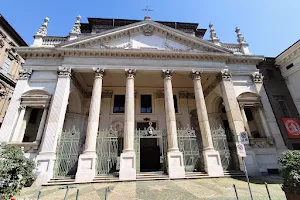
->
17 47 264 65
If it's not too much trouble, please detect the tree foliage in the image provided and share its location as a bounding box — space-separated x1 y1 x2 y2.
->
279 150 300 194
0 144 36 199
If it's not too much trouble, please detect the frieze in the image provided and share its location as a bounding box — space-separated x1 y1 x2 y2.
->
164 42 193 52
19 49 264 65
100 42 132 49
19 69 32 80
156 90 164 98
178 91 188 99
102 90 113 98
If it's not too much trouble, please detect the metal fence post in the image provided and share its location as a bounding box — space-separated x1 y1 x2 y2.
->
265 182 271 200
36 190 42 200
233 184 239 200
76 189 80 200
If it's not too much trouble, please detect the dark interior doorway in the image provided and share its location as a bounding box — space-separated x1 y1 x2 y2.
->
137 122 160 172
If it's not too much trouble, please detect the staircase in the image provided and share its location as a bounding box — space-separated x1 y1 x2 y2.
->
136 172 169 181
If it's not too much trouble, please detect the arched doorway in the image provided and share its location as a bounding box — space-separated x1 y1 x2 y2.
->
207 95 239 171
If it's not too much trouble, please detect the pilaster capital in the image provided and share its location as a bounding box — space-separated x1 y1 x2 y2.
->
19 69 32 80
162 69 174 79
93 68 106 78
58 66 71 78
217 68 232 81
252 72 264 83
125 68 136 78
189 70 202 80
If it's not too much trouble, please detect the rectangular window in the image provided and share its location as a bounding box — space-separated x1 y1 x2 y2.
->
278 100 290 117
173 95 178 113
140 95 152 113
2 55 13 74
113 95 125 113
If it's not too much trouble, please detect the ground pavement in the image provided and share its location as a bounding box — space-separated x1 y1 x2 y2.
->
17 176 286 200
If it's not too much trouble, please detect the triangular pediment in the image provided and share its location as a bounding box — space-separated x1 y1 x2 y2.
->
60 21 233 54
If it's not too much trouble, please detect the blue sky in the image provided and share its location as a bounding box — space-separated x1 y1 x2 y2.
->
1 0 299 57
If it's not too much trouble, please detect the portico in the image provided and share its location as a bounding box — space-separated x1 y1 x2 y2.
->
0 16 287 185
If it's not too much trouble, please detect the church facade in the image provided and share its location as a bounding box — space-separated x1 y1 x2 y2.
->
0 16 287 185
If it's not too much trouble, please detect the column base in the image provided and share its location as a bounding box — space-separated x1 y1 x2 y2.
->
167 151 185 179
33 152 56 186
203 149 224 177
75 152 97 182
119 151 136 180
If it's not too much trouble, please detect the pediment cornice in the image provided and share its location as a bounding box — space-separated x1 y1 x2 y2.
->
58 21 232 54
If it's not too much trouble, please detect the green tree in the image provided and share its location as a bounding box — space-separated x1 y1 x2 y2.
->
279 150 300 195
0 144 36 199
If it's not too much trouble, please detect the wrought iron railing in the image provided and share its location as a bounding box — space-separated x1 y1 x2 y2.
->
54 126 84 178
177 125 202 172
96 126 119 175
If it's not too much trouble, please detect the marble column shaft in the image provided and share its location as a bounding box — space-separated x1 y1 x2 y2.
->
123 69 136 152
190 71 214 150
218 70 245 138
11 105 27 142
84 68 105 153
36 107 49 142
162 70 179 151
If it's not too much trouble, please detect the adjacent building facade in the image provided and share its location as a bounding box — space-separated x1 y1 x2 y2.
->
0 14 27 126
257 58 300 150
0 16 288 185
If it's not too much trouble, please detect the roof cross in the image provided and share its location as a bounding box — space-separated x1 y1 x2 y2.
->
142 6 153 16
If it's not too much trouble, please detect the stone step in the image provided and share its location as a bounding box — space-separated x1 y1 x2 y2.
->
48 178 75 183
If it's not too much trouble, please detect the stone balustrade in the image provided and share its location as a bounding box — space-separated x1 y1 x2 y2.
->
249 137 275 148
42 36 67 46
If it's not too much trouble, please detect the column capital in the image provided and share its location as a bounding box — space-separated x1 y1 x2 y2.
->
217 68 232 81
125 68 136 78
93 68 106 78
162 69 174 79
252 72 264 83
19 69 32 80
189 70 202 80
58 66 72 78
19 105 26 110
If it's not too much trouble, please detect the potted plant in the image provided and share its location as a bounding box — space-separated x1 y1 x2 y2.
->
279 150 300 200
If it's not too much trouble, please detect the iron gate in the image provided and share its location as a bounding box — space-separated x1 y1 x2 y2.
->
54 126 84 178
135 122 167 173
96 126 119 175
211 125 238 170
177 125 202 172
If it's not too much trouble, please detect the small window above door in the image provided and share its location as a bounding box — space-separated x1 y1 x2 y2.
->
140 95 152 113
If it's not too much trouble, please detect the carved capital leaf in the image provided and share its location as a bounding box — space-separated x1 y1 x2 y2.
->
162 69 174 79
125 68 136 78
93 68 106 78
252 72 264 83
58 66 71 77
19 69 32 80
217 68 232 81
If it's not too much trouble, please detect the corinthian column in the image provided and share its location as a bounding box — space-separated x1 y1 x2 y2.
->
119 69 136 180
190 70 223 176
76 68 105 182
162 69 185 179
